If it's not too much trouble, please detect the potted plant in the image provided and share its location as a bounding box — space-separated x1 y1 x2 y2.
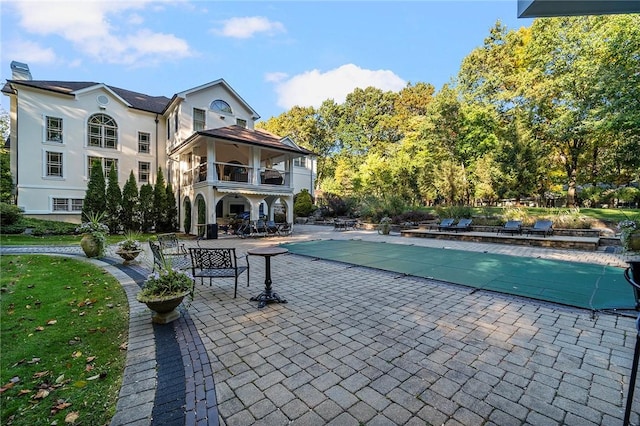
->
115 231 143 264
76 212 109 258
377 216 392 235
136 262 194 324
618 213 640 252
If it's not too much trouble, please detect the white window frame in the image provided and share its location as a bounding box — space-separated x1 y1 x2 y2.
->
138 132 151 154
138 161 151 183
52 197 69 211
87 156 118 178
236 118 247 128
293 156 306 168
51 198 84 213
45 116 63 143
45 150 64 178
71 199 83 211
210 99 233 114
193 108 206 132
87 113 118 149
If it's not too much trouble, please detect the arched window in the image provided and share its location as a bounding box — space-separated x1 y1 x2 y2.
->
88 114 118 149
210 99 232 114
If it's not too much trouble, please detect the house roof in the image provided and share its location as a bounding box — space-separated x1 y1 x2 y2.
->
174 125 315 156
175 78 260 120
2 80 171 114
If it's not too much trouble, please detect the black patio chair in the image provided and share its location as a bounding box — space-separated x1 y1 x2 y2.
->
525 220 554 237
498 220 523 235
157 233 187 256
448 218 473 232
437 218 455 231
189 247 250 298
266 220 279 236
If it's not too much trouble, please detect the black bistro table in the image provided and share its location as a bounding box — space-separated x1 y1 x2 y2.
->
247 246 289 308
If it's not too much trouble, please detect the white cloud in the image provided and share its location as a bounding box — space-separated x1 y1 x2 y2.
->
4 39 57 65
216 16 285 39
265 72 288 83
10 0 193 66
273 64 406 110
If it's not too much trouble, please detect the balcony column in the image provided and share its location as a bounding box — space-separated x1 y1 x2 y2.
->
207 142 216 182
251 147 260 185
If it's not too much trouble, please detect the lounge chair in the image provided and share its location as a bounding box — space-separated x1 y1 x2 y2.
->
525 220 554 237
448 218 473 232
437 218 455 231
497 220 523 235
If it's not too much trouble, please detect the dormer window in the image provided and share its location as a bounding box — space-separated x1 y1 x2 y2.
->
210 99 232 115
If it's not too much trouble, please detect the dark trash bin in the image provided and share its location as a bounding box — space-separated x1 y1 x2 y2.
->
206 224 218 239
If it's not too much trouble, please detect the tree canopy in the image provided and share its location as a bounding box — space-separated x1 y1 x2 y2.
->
258 16 640 209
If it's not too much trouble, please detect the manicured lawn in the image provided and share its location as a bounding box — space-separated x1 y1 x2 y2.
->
0 255 129 425
0 233 156 247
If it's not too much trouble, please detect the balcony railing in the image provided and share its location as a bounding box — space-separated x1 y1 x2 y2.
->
181 162 289 187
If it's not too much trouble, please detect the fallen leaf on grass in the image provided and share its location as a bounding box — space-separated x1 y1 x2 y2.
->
51 399 72 415
18 389 31 396
55 374 65 384
119 342 128 351
46 319 57 325
27 357 41 364
32 371 49 379
71 351 82 358
35 326 44 332
85 365 94 372
33 388 50 399
86 356 96 363
65 411 79 423
0 378 19 393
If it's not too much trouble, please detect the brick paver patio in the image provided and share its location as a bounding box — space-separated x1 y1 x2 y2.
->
3 225 639 425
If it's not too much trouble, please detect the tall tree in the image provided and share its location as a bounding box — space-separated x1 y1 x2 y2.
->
121 171 140 231
153 168 168 232
165 183 178 232
523 16 623 206
0 112 12 203
105 163 122 233
82 159 106 220
139 183 154 232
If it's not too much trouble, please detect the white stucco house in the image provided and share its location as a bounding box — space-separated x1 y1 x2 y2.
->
2 62 316 234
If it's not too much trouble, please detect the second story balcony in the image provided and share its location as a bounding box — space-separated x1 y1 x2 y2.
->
182 161 291 190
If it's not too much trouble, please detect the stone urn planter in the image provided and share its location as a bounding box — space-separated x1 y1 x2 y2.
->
137 266 194 325
115 249 142 265
76 212 108 258
138 291 190 324
80 234 104 258
625 231 640 252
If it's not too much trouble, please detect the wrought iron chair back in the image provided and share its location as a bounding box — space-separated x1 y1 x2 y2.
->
188 248 250 298
149 240 165 272
157 233 187 255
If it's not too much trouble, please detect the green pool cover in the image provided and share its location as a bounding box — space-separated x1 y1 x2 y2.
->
281 239 635 311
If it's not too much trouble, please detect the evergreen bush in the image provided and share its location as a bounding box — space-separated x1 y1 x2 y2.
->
105 164 122 233
0 202 23 226
82 159 106 220
294 189 314 217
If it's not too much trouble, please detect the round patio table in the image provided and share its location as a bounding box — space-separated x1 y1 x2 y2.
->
247 246 289 308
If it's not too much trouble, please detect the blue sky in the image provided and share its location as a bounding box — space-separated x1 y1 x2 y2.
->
1 1 533 122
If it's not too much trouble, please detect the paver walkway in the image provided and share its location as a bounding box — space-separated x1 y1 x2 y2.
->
2 225 640 425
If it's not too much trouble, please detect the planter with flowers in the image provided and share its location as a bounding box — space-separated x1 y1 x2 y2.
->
618 214 640 253
76 212 109 258
116 231 143 264
136 262 194 324
377 217 392 235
